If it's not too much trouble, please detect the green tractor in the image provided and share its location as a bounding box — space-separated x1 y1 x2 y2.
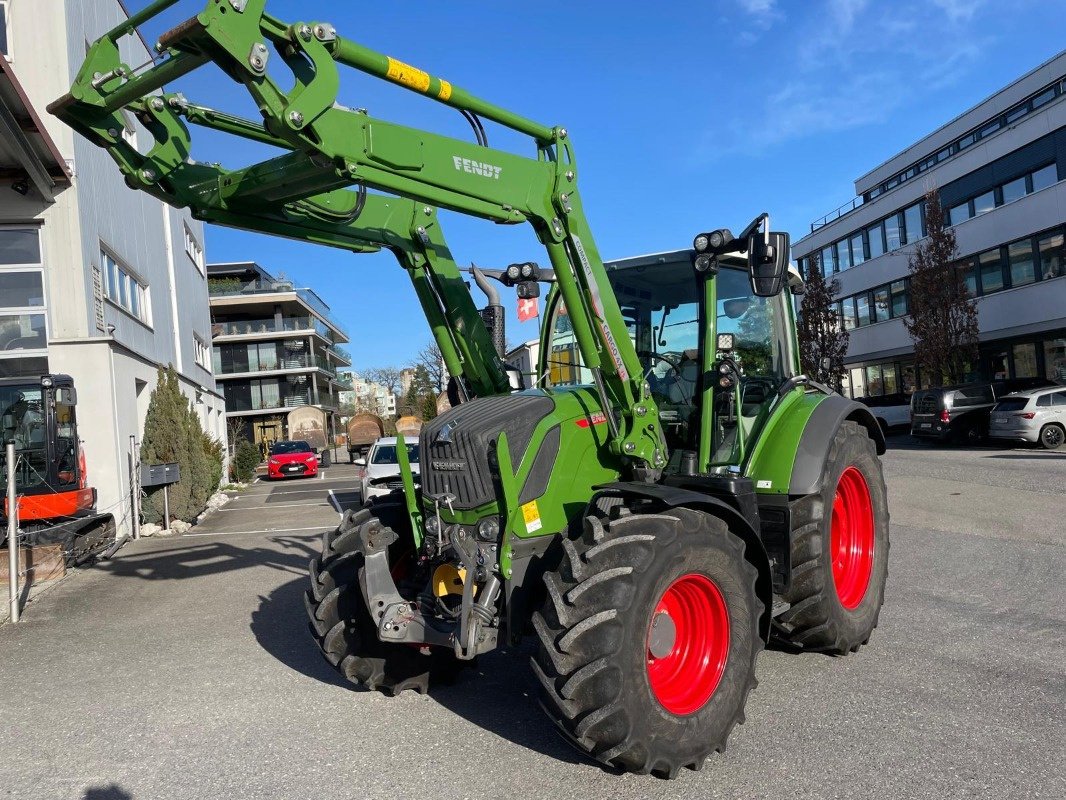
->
53 0 889 777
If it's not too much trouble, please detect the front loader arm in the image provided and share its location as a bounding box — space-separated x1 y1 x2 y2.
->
50 0 667 474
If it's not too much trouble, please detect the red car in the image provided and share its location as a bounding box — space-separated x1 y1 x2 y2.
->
266 440 319 480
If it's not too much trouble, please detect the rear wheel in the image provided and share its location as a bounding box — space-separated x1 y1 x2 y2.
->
779 421 889 654
1039 423 1064 450
305 502 461 694
533 508 762 778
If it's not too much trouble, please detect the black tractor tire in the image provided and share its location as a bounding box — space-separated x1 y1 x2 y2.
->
532 508 762 778
1039 423 1064 450
305 502 461 694
778 421 889 654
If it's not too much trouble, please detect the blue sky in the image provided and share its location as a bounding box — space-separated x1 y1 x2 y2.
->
133 0 1065 371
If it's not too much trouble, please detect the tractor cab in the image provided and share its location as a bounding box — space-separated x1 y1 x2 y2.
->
541 246 800 475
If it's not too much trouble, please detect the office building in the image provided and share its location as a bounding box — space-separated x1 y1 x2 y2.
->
793 52 1066 397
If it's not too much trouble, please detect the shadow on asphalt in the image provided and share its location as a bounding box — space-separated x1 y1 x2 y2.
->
251 575 590 767
984 452 1066 459
83 785 132 799
94 537 318 582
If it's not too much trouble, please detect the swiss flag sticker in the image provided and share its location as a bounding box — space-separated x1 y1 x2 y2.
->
517 297 539 322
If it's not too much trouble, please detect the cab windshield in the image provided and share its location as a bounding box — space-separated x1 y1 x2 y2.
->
545 257 790 462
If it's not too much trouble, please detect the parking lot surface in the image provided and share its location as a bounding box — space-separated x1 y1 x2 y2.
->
1 441 1064 799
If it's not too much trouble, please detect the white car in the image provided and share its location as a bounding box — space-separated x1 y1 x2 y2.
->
356 437 420 503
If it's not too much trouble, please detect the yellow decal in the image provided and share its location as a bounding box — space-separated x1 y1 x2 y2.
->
386 57 431 93
521 499 543 533
438 79 453 101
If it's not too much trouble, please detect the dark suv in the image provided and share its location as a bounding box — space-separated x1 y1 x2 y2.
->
910 378 1054 443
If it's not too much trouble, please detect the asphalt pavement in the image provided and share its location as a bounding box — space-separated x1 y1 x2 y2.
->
1 439 1064 799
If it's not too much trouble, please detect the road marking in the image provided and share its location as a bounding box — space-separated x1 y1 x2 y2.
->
217 502 330 511
184 525 330 537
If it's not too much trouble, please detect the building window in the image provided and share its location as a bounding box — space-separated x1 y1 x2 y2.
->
821 245 836 274
840 298 856 330
872 286 890 322
101 248 151 325
850 233 865 266
1038 232 1064 279
1045 338 1066 383
184 224 204 275
0 227 46 377
866 223 885 259
957 261 977 296
978 248 1004 294
1007 239 1036 287
0 312 46 351
1001 175 1027 205
902 203 924 244
194 336 210 370
0 271 44 307
890 279 908 317
948 201 970 226
1012 343 1038 378
884 214 902 252
0 1 10 59
1031 87 1056 110
973 190 995 216
836 239 852 271
855 293 872 327
1031 163 1057 192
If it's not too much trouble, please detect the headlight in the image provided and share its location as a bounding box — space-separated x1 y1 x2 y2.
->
519 262 535 279
693 233 709 252
424 515 440 536
505 263 522 281
268 458 279 465
476 517 500 542
306 455 317 463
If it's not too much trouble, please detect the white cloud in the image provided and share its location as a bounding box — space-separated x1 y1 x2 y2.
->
702 0 996 158
737 0 783 28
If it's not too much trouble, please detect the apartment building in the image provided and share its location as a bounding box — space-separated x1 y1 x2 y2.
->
793 51 1066 397
0 1 225 541
208 262 351 450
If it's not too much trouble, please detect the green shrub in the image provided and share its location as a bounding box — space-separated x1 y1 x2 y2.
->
232 439 261 483
140 366 217 524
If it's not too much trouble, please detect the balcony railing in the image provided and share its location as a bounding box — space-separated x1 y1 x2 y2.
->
208 279 348 335
211 316 341 343
810 195 864 232
213 352 339 377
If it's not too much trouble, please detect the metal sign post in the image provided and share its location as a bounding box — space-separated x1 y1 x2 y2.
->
129 435 141 540
6 441 19 623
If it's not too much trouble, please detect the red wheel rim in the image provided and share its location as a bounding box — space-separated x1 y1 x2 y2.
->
830 466 875 610
646 573 730 715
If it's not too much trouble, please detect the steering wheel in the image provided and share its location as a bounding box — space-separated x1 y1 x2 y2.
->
638 351 693 405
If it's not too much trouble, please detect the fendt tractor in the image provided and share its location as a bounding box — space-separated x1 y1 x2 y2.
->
54 0 890 777
1 375 114 563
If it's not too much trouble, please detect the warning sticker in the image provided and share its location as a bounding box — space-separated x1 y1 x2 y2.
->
756 480 773 489
521 499 543 533
438 79 453 101
386 57 431 93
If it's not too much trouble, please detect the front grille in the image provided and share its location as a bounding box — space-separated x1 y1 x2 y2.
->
419 394 555 510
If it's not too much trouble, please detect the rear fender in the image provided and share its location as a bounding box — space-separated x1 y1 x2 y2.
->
589 482 773 641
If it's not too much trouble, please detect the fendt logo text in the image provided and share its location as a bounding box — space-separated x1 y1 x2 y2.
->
453 156 502 179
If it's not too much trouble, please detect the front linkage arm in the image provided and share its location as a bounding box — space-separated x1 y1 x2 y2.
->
50 0 668 476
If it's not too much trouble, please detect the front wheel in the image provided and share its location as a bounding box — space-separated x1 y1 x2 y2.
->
1040 423 1064 450
779 420 890 654
533 508 762 778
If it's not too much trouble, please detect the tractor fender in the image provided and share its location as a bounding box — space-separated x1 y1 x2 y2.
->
590 482 774 641
790 394 886 496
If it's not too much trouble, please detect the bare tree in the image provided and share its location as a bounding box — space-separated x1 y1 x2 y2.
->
416 341 447 393
902 189 979 387
364 366 404 399
798 252 849 392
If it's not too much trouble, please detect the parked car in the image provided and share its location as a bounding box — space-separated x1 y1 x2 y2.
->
356 437 420 503
267 440 319 480
910 378 1054 443
989 386 1066 449
856 392 912 433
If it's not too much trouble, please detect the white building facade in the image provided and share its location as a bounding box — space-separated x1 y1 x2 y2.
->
0 0 226 540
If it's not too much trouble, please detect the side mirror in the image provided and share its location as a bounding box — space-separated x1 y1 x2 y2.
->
748 231 791 297
57 387 77 405
354 458 366 467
